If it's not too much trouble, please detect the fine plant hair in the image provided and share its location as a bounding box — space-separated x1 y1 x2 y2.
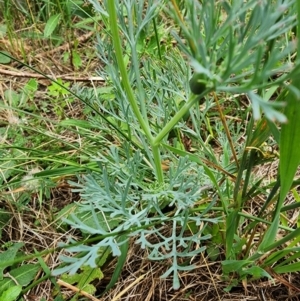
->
53 0 300 289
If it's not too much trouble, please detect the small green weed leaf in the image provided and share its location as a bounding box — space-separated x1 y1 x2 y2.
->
0 25 7 38
279 88 300 206
0 279 13 295
206 245 220 261
0 243 24 279
10 264 39 286
0 285 22 301
223 278 239 293
0 51 11 64
103 235 128 294
22 79 38 101
47 79 70 96
222 260 252 275
61 265 103 295
63 51 69 63
4 90 20 107
44 14 61 38
240 266 271 280
56 204 77 228
95 87 115 100
96 247 111 267
59 119 93 129
72 50 82 70
233 237 247 256
211 223 223 244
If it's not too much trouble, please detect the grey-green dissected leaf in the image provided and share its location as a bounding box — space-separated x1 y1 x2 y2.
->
10 264 39 286
44 14 61 37
0 243 24 279
0 51 11 64
0 285 22 301
248 92 287 123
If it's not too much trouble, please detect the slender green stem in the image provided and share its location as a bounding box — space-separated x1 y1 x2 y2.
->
127 4 149 123
107 0 153 142
152 144 164 183
153 93 200 146
107 1 166 183
153 18 162 61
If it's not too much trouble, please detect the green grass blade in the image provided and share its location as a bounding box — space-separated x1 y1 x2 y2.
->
102 235 129 294
259 86 300 251
225 210 239 259
274 262 300 274
279 88 300 205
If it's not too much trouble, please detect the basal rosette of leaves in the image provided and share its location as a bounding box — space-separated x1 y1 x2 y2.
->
53 0 300 291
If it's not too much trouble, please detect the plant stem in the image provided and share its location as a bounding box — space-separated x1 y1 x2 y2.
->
107 1 164 183
107 0 153 142
212 91 239 168
152 144 164 183
127 3 149 123
153 93 200 146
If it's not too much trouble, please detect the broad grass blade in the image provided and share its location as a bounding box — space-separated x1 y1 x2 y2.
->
279 88 300 206
274 262 300 274
259 86 300 251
